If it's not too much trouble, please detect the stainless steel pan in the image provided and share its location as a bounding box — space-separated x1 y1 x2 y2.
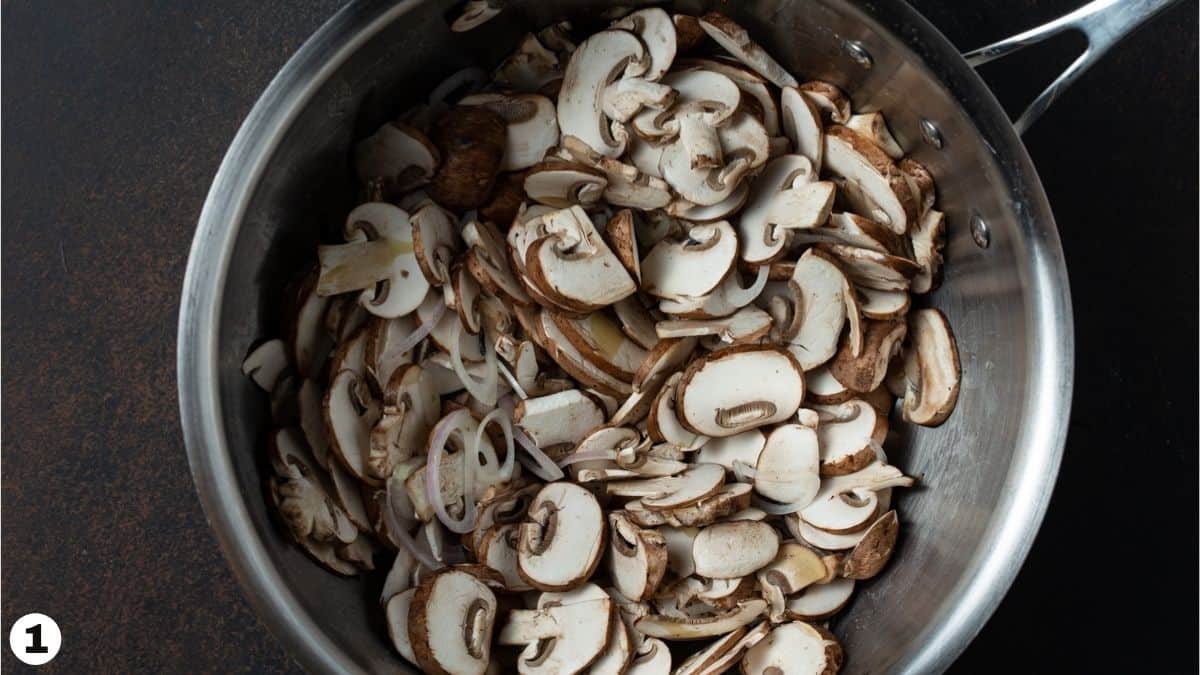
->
177 1 1172 672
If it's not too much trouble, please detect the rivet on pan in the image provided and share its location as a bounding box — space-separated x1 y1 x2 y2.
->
842 40 873 68
970 215 991 249
920 119 944 149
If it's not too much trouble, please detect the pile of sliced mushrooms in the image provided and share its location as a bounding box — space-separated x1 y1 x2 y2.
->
241 9 961 675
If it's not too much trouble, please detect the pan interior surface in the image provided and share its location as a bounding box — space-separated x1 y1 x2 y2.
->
179 1 1072 673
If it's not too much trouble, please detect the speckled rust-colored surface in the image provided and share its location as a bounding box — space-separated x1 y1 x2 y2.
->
1 1 1195 674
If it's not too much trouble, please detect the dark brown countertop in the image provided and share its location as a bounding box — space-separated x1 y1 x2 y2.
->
2 1 1196 673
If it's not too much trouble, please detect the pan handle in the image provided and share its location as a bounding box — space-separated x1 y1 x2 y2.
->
963 0 1180 134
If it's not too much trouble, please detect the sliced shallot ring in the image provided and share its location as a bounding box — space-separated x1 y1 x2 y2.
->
385 478 443 570
449 322 499 406
392 295 444 355
724 265 770 307
474 407 516 485
426 409 477 534
498 394 565 481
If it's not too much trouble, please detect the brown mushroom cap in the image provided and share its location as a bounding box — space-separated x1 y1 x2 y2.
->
428 106 507 212
740 621 844 675
692 520 780 578
829 318 907 393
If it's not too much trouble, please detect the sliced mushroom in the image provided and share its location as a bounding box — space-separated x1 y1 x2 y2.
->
692 520 779 578
269 429 357 544
785 577 856 621
242 339 290 392
324 369 383 485
754 423 821 506
610 8 677 81
658 112 768 206
354 121 439 193
626 637 672 675
459 93 559 171
909 208 946 294
523 159 608 207
478 524 532 592
608 512 669 601
698 13 797 88
829 318 906 393
525 206 638 312
790 211 907 256
369 364 440 480
766 180 836 231
817 242 920 291
559 136 674 210
643 483 753 528
757 543 829 606
558 30 650 157
645 373 707 449
428 105 507 212
781 86 824 171
551 310 648 381
287 270 332 378
674 622 768 675
798 81 851 124
841 510 899 579
386 588 419 663
363 315 418 389
410 198 460 284
814 399 884 476
630 69 739 144
655 305 772 344
858 286 911 320
462 219 532 306
642 220 739 302
676 345 805 437
800 463 912 533
738 155 819 264
494 33 562 94
902 308 961 426
518 482 606 591
501 586 613 665
785 248 849 370
847 111 904 159
636 598 766 640
741 621 843 675
328 324 369 379
406 567 498 675
665 181 749 222
697 429 765 472
514 389 605 449
677 58 781 135
603 209 642 284
538 309 634 397
899 157 936 217
317 202 428 318
823 124 916 234
614 296 659 350
608 463 725 510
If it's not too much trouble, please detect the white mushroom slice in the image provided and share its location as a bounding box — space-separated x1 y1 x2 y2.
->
523 160 608 207
518 482 606 591
462 219 532 305
909 209 946 294
608 512 669 602
655 523 701 576
644 483 753 528
608 463 724 508
354 121 439 192
628 135 667 178
798 81 851 124
288 272 332 378
841 510 900 579
417 293 484 363
269 429 356 544
754 424 821 506
677 57 781 135
614 297 659 350
551 311 648 381
823 125 916 234
790 211 906 255
588 613 635 675
666 181 749 222
363 315 417 388
630 69 740 141
899 157 937 217
610 8 677 80
830 318 906 393
538 310 634 397
692 520 779 578
514 389 605 449
478 524 532 592
626 637 672 675
646 373 707 449
603 77 676 123
902 308 961 426
242 339 289 392
636 599 766 640
785 577 856 620
737 154 818 264
406 568 497 675
633 337 698 391
324 369 382 485
800 463 911 534
787 514 869 551
805 363 854 405
766 180 836 230
672 625 750 675
386 588 418 663
498 584 614 675
494 33 562 93
603 211 641 288
859 286 911 319
298 379 331 468
847 111 904 159
757 542 829 605
698 13 797 88
370 364 440 480
641 220 738 300
381 547 416 606
741 621 844 675
783 248 849 370
677 345 805 437
655 305 772 344
814 399 883 476
780 86 824 171
459 93 559 171
317 203 428 318
696 429 765 472
328 325 369 379
558 30 650 157
526 206 638 312
818 242 920 291
559 136 673 211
